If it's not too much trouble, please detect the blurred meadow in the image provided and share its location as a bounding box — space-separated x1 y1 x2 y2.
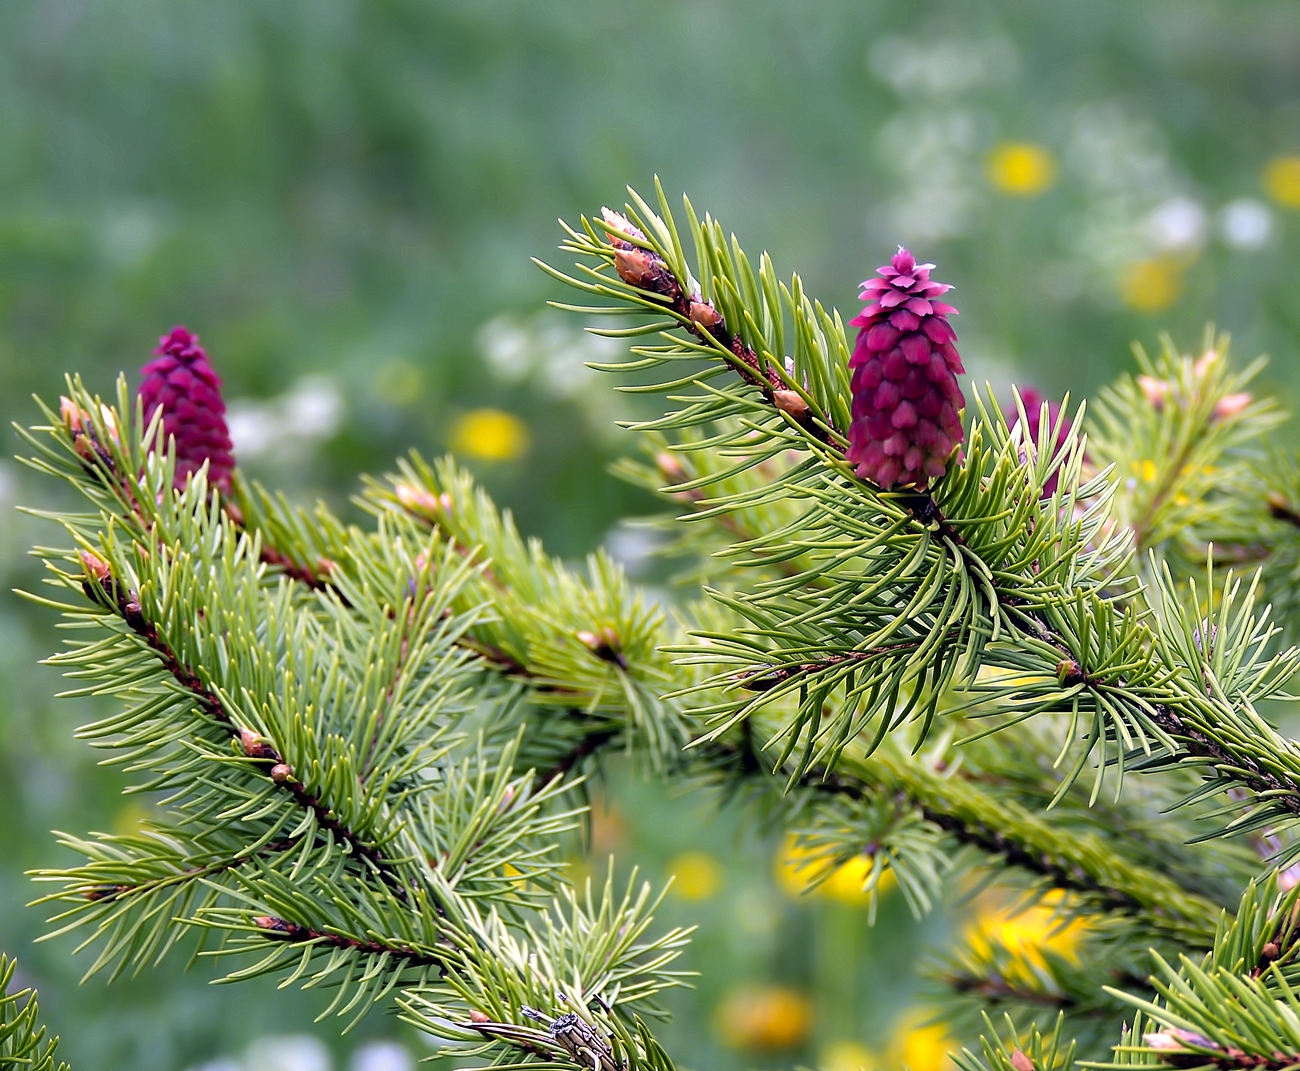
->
3 2 1300 1070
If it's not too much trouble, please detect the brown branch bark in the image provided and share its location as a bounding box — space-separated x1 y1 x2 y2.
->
82 573 407 894
252 915 445 971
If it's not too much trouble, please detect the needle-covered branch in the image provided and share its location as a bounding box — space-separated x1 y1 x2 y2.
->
0 957 67 1071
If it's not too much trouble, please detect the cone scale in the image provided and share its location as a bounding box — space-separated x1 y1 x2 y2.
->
846 249 965 490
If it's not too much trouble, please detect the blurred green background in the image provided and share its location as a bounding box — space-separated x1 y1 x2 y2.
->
3 2 1300 1069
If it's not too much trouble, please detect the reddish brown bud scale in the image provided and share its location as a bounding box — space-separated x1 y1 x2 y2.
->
80 549 111 582
253 915 299 936
138 326 236 495
613 247 654 286
655 452 687 483
772 390 809 419
688 301 722 330
60 396 85 432
239 727 280 761
847 248 965 489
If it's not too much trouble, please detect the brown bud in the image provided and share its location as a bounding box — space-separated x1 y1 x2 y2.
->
688 300 722 330
773 389 809 419
1056 657 1083 686
73 434 98 462
577 628 628 669
80 549 111 582
396 484 442 517
1262 941 1281 962
60 396 85 432
600 207 646 245
270 763 294 784
469 1010 491 1024
253 915 294 934
656 452 687 483
316 557 337 576
1137 375 1169 410
614 247 654 287
239 727 280 761
83 884 128 901
1213 392 1251 421
1010 1050 1034 1071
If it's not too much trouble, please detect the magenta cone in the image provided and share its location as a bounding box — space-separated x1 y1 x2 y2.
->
1004 387 1071 498
846 249 965 489
139 326 236 495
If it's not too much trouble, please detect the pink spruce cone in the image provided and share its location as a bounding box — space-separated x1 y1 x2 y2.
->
847 248 964 489
139 326 236 495
1004 387 1071 498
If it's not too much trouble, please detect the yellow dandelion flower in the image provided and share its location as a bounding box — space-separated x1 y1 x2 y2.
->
1120 258 1181 312
1263 155 1300 208
715 985 812 1051
986 143 1056 197
967 890 1087 966
776 833 824 897
775 835 897 904
668 851 722 901
449 409 530 462
889 1012 956 1071
822 854 897 905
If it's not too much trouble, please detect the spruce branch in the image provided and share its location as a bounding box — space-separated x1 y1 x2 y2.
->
72 545 412 893
954 1012 1077 1071
543 190 1300 850
363 453 689 772
0 957 67 1071
1086 328 1279 563
363 452 1222 948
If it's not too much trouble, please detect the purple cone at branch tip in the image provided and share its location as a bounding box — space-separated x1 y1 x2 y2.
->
847 248 965 489
1004 387 1071 498
138 326 236 495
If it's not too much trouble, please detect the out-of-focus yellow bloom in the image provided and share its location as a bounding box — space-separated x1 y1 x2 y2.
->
1120 258 1181 312
821 853 896 904
775 834 895 904
1263 155 1300 207
450 409 530 461
1136 459 1158 483
715 985 812 1051
889 1012 956 1071
986 143 1056 196
373 358 423 405
668 851 721 901
966 890 1087 966
776 834 822 896
820 1039 877 1071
